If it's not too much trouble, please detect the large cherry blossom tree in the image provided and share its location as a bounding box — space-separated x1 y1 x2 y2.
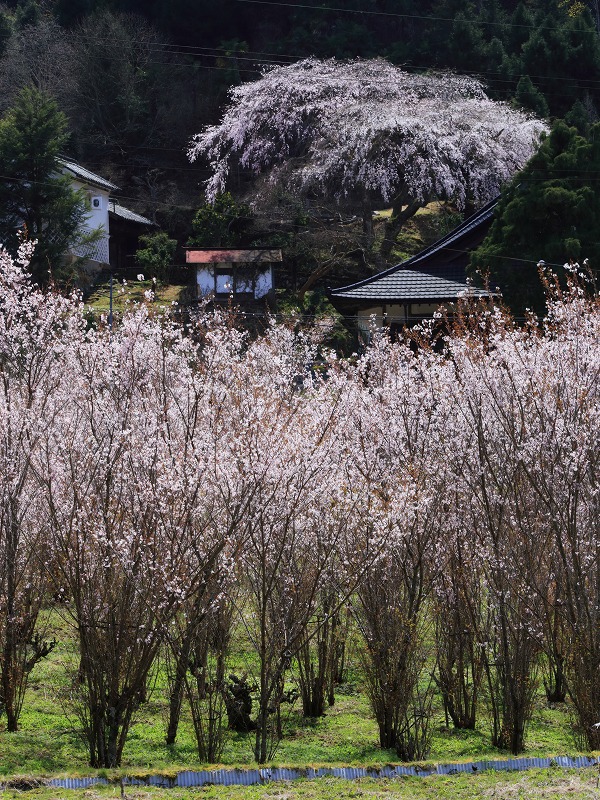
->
189 58 548 260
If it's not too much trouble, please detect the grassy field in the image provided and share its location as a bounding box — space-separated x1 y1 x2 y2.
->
2 687 580 777
83 276 189 315
0 610 589 780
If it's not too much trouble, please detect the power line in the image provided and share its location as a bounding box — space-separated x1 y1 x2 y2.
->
104 53 600 94
60 38 600 94
50 20 600 92
73 33 300 62
234 0 594 33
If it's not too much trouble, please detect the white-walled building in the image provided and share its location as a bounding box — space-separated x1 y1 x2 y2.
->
59 159 153 276
60 158 117 267
185 248 282 301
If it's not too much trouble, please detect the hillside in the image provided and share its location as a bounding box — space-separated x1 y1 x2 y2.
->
0 0 598 296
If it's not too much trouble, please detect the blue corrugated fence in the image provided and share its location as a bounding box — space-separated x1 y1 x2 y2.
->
33 755 600 791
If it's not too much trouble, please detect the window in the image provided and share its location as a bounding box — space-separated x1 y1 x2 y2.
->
215 270 234 294
215 266 255 296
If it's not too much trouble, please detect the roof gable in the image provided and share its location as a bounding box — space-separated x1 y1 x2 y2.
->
59 158 119 193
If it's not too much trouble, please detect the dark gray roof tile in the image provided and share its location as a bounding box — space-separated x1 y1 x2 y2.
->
331 268 490 302
60 158 119 192
109 201 153 225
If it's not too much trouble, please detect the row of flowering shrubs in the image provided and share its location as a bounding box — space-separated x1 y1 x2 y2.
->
0 243 598 767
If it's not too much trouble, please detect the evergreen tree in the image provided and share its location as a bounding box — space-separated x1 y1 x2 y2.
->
564 98 593 134
188 193 251 248
471 121 600 315
485 36 507 76
514 75 549 117
446 12 487 71
0 86 92 284
506 2 534 53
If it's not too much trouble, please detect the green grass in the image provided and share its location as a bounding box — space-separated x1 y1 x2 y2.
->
0 648 583 777
0 613 591 782
5 694 574 775
84 278 188 314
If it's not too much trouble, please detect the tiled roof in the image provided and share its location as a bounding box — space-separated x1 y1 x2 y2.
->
59 158 119 192
109 201 153 226
329 198 498 303
330 268 490 302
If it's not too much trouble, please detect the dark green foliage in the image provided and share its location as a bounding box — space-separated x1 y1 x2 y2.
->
0 86 93 284
564 99 592 134
189 193 251 248
516 8 600 116
149 0 252 50
0 9 13 57
471 120 600 315
135 230 176 281
485 37 507 77
14 0 40 28
514 75 549 117
446 13 487 71
505 3 534 53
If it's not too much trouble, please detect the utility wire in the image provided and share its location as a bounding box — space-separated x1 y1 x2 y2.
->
234 0 594 32
61 21 600 91
56 45 600 94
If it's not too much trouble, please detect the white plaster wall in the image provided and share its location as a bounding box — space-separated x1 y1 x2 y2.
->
71 179 110 235
410 302 442 316
357 306 385 336
70 179 111 264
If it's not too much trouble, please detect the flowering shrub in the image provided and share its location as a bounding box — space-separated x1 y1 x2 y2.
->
0 245 598 764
